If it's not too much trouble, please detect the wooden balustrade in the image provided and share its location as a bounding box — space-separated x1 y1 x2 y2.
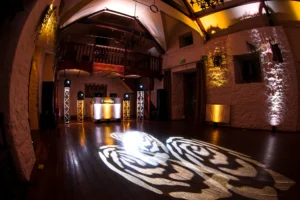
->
59 42 162 76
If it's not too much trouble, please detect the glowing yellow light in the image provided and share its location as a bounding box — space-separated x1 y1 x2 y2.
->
123 100 130 120
77 100 84 123
211 129 220 145
103 104 113 119
38 3 57 45
104 126 114 145
206 104 230 123
79 125 86 147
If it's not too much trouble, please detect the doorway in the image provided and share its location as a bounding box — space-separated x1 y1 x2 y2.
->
184 72 196 121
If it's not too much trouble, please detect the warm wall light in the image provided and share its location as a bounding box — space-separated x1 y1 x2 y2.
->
205 45 230 88
206 104 230 123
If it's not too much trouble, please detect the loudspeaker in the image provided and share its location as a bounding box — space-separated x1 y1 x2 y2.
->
157 89 168 120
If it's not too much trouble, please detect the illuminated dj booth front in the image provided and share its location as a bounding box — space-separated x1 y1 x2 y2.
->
90 97 121 122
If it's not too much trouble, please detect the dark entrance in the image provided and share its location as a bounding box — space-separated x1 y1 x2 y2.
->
184 72 197 121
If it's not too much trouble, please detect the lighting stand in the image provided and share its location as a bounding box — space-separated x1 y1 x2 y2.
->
137 91 144 120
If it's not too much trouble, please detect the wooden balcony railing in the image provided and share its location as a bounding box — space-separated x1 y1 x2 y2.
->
59 42 162 77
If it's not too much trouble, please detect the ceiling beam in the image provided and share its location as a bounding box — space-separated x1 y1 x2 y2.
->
161 0 192 18
194 0 261 18
182 0 209 41
135 18 165 54
193 0 300 18
79 19 153 40
60 0 93 25
61 8 165 53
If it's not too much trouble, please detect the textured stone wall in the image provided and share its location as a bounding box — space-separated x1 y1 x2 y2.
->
151 78 163 108
171 73 185 120
164 26 298 131
0 0 61 181
29 48 43 130
57 74 133 117
283 28 300 130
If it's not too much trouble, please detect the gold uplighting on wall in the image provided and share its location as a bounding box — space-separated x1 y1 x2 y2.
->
38 2 57 44
205 45 231 88
206 104 230 123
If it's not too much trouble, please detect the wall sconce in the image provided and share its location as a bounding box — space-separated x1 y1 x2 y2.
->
77 91 84 123
64 79 71 124
123 93 130 120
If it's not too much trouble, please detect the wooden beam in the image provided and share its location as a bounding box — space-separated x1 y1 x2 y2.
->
182 0 209 41
135 18 165 54
79 19 152 39
192 0 300 18
161 0 192 18
194 0 260 18
60 0 93 25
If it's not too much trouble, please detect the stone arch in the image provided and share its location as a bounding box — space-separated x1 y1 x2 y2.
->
0 0 60 181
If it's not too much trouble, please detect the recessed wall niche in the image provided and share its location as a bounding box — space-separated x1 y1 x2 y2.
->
233 52 262 84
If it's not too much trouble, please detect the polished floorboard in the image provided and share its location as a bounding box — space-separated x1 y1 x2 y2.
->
26 120 300 200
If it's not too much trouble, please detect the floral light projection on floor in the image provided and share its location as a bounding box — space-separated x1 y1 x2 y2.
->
99 131 295 200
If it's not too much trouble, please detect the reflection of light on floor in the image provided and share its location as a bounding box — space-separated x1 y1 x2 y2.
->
79 125 86 147
211 129 220 145
95 126 103 144
263 136 276 167
123 121 131 132
104 126 114 145
99 132 295 200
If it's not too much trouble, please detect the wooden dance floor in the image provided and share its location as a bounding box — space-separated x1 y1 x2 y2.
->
26 120 300 200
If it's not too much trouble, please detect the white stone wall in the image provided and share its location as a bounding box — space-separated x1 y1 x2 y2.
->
0 0 61 181
164 26 298 131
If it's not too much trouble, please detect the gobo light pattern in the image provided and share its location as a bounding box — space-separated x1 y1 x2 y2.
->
206 41 231 88
249 28 289 126
99 131 295 200
64 87 70 124
137 91 144 120
77 100 84 123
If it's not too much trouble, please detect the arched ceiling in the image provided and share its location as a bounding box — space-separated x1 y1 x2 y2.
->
59 0 300 52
